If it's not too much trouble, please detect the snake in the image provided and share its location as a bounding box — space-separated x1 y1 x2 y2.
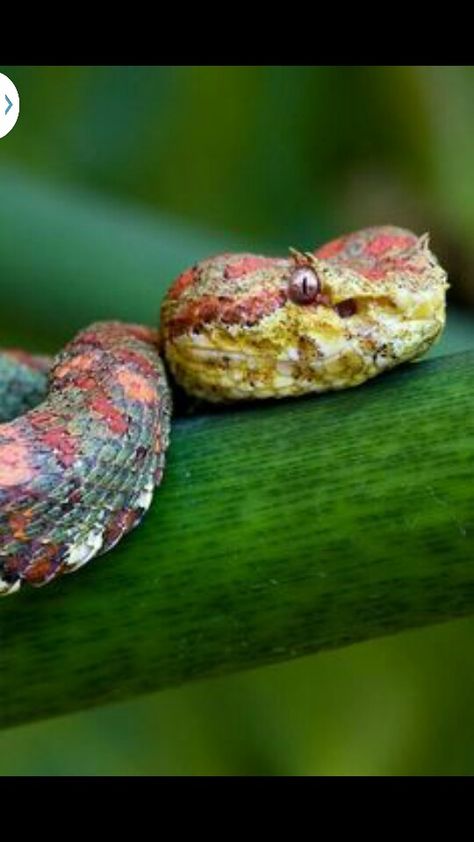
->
0 226 448 596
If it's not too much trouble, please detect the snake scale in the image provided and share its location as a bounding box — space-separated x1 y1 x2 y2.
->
0 226 448 596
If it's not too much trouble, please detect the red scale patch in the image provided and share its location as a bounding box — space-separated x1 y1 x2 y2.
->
167 289 287 338
114 348 157 380
40 428 77 468
29 410 56 427
315 230 420 281
72 374 97 391
89 394 128 435
224 256 279 279
168 267 197 300
0 427 34 487
28 412 78 469
365 233 415 256
315 237 347 260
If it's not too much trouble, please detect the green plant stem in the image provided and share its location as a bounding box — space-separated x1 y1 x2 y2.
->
0 350 472 730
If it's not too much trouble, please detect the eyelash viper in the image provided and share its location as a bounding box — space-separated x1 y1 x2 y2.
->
0 226 448 595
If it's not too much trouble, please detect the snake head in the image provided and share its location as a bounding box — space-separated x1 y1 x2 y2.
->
161 227 448 402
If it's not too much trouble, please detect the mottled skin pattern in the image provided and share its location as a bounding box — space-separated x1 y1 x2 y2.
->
0 351 50 422
162 226 448 401
0 323 171 594
0 227 448 595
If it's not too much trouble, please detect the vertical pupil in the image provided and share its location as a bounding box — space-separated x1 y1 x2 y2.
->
289 268 320 304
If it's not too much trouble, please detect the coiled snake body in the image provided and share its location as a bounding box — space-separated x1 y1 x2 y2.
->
0 227 448 595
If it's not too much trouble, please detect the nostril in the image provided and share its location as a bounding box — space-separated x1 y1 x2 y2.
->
336 299 358 318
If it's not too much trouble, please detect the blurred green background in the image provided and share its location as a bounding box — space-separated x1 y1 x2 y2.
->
0 66 473 775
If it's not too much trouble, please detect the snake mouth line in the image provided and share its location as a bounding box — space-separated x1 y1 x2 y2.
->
169 339 377 373
170 310 437 368
180 346 288 363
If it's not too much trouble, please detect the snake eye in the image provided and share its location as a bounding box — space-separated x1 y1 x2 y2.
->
289 267 321 304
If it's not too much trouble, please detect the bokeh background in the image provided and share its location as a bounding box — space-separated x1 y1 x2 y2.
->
0 65 473 775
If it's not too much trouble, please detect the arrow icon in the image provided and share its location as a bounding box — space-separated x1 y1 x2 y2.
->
5 94 12 115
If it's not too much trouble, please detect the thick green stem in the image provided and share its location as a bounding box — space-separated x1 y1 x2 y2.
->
1 350 472 730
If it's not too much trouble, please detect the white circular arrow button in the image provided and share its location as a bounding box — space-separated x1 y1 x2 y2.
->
0 72 20 139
